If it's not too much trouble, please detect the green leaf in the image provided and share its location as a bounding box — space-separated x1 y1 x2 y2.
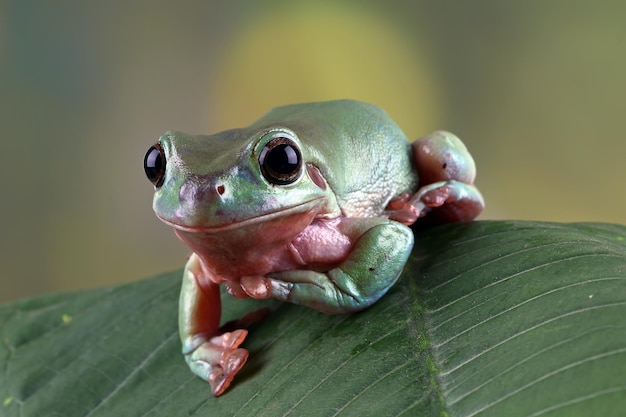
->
1 221 625 416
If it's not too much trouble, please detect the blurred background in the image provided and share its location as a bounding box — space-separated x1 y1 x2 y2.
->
2 0 625 302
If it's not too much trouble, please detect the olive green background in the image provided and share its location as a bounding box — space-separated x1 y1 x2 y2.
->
2 1 625 302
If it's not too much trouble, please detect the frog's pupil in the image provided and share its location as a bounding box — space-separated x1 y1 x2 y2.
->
268 144 298 174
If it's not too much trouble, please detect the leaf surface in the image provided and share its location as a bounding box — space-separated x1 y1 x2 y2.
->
1 221 625 416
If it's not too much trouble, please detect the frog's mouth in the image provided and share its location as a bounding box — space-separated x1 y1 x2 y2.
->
157 198 328 234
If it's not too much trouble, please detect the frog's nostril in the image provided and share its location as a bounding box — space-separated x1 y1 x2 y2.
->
216 184 226 195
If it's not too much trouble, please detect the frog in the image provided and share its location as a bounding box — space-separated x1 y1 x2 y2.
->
143 100 484 396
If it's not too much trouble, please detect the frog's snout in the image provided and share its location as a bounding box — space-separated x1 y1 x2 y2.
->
179 177 228 207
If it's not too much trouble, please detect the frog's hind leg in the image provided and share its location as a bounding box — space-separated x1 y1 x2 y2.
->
387 131 484 224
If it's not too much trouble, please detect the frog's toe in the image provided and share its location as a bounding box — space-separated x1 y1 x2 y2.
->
208 368 228 395
240 276 271 298
210 329 248 350
222 348 249 375
420 185 452 207
184 331 250 396
386 193 421 225
207 348 249 395
412 181 484 223
241 276 292 299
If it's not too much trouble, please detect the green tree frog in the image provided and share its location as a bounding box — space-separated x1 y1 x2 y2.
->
143 100 484 396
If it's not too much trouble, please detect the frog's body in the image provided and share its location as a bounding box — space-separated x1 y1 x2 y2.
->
144 100 484 396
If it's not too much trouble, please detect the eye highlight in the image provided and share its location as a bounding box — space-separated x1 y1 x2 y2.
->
144 143 166 188
259 136 302 185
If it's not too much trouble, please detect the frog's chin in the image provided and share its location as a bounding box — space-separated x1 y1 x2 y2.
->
157 198 329 234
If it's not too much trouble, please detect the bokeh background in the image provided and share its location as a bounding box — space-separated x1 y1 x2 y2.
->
2 1 625 302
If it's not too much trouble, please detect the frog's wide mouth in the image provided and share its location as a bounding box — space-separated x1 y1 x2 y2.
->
156 198 326 234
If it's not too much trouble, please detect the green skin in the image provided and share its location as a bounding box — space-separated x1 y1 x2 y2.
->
145 100 484 396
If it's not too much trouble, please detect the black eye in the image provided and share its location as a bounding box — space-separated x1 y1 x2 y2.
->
259 137 302 185
144 143 166 188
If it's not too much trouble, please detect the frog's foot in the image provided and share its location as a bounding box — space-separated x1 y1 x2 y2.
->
385 193 421 225
183 329 249 396
387 180 484 224
386 187 448 224
415 180 484 222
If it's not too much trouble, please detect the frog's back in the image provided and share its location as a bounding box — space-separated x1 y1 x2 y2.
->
249 100 418 217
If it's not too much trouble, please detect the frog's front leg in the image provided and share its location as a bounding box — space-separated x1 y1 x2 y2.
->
387 130 484 225
179 253 248 396
240 219 413 314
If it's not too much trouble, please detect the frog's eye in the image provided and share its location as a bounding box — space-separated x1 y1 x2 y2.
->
259 137 302 185
144 143 166 188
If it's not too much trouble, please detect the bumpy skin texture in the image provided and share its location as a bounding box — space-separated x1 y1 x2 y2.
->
145 100 484 395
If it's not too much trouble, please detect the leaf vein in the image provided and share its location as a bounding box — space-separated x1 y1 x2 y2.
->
282 323 406 416
433 276 626 345
82 331 178 417
445 324 626 405
428 252 623 315
437 301 626 376
332 358 418 417
424 239 583 294
463 348 626 417
526 385 626 417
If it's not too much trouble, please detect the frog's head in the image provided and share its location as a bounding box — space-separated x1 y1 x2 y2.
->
144 128 338 232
